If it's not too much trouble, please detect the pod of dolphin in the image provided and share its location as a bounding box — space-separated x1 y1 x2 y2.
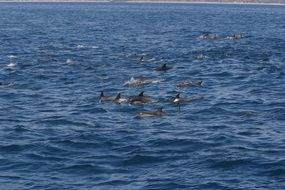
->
99 90 194 118
98 33 242 118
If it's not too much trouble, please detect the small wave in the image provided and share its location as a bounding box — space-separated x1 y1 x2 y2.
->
54 139 100 150
263 168 285 177
144 182 190 189
200 181 232 189
57 164 107 175
13 125 30 133
122 155 163 165
82 107 107 114
0 82 14 88
194 106 232 116
35 118 91 127
97 179 130 186
209 158 252 169
0 144 22 152
148 138 199 148
0 144 34 153
0 175 22 180
24 153 67 162
259 159 285 168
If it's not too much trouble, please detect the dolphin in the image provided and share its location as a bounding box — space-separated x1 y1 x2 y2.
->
173 94 193 103
226 34 242 40
138 107 167 118
99 91 116 102
155 63 172 71
128 53 146 62
196 80 203 86
129 91 158 105
199 33 219 40
139 55 145 62
124 75 164 87
113 93 128 104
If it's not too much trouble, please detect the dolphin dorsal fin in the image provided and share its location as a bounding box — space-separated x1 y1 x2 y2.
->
115 93 121 100
138 91 144 97
175 94 180 98
100 91 104 97
162 63 166 68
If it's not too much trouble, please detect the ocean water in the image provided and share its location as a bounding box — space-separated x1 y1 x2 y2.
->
0 2 284 189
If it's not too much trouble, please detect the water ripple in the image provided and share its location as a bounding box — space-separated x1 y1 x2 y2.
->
0 3 284 190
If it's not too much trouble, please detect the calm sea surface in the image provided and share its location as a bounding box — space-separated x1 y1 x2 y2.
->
0 3 284 189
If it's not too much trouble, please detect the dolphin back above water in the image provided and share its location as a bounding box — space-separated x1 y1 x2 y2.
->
199 33 219 40
113 93 128 104
129 91 158 105
173 93 193 103
138 107 167 118
226 34 242 40
155 63 172 71
99 91 116 102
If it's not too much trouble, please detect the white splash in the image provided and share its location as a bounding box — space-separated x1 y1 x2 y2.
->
7 63 17 68
8 55 17 59
77 45 85 48
124 77 164 87
66 59 73 64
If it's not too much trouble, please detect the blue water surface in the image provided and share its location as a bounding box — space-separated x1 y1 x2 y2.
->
0 3 284 190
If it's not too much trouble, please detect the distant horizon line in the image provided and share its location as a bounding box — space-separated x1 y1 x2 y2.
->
0 0 284 6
